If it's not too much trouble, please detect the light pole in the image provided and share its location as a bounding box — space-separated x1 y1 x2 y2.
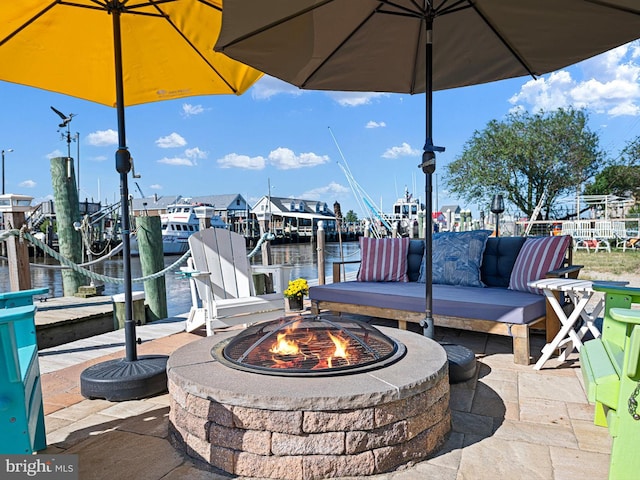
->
75 132 80 196
1 148 14 195
491 194 505 237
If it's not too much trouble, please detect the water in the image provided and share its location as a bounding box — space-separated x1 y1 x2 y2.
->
0 241 361 318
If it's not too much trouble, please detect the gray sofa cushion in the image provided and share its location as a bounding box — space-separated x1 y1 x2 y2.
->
407 236 526 287
481 236 527 288
407 240 425 282
309 281 546 325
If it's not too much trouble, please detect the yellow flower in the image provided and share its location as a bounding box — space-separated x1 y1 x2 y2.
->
284 278 309 299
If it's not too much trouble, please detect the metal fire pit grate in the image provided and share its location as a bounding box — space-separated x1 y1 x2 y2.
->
211 316 406 377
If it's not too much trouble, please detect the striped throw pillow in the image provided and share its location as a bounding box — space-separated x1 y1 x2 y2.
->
357 237 410 282
508 236 571 294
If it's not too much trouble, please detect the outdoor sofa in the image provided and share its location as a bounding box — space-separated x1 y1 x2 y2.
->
309 232 580 365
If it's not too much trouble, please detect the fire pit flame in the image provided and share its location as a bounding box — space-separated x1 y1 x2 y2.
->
215 316 406 377
268 322 352 370
270 332 302 356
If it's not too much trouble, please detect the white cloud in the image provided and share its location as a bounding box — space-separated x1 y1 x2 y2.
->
301 182 350 200
86 129 118 146
268 147 330 170
366 121 386 128
327 92 389 107
156 132 187 148
19 180 36 188
185 147 207 160
217 153 266 170
90 155 108 162
150 184 162 190
382 142 420 159
46 149 64 159
182 103 205 117
251 76 302 100
158 156 194 166
510 42 640 117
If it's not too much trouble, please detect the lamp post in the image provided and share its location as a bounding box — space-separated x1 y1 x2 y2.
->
1 148 14 195
491 194 505 237
75 132 80 196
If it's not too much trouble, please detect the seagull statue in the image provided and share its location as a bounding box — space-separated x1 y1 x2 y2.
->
50 105 76 128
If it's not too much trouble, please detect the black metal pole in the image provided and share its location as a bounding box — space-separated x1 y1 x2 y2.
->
112 9 137 362
419 17 443 339
80 3 168 401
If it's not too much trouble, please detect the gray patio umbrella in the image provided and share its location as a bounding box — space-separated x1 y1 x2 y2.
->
215 0 640 337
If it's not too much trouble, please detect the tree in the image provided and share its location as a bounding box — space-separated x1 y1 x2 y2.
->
344 210 358 223
445 108 602 219
584 137 640 200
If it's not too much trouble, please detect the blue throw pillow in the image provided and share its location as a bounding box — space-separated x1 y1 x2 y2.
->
418 230 491 287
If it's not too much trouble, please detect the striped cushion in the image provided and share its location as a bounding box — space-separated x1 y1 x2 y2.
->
357 237 409 282
508 236 571 294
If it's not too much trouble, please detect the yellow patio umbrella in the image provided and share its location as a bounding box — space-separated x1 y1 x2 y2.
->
0 0 262 401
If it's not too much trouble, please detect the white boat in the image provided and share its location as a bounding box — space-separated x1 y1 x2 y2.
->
383 189 423 237
131 199 227 255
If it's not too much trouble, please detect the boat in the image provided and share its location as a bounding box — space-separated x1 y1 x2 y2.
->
131 199 227 255
386 189 423 237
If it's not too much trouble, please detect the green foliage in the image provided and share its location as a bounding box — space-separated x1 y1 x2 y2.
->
445 108 602 219
344 210 358 223
584 137 640 199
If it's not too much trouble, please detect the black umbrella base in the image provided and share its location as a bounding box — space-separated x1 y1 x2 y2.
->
80 355 168 401
441 343 477 384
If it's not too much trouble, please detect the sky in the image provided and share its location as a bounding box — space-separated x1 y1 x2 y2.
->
1 40 640 221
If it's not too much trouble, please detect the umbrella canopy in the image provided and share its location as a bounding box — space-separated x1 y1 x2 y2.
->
215 0 640 94
0 0 262 106
215 0 640 336
0 0 262 401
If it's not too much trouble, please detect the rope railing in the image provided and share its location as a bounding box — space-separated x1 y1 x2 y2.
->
247 232 276 258
0 228 190 284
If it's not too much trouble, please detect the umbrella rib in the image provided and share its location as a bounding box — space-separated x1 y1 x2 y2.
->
468 3 536 79
302 6 380 89
151 1 237 93
0 1 58 47
198 0 222 13
216 0 333 50
585 0 640 15
56 0 175 15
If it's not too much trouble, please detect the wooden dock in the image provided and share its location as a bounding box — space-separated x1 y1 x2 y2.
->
34 295 115 349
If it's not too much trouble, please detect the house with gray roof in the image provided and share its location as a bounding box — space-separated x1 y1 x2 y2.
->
251 195 336 240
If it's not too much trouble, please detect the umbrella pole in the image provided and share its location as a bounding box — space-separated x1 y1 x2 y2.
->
420 18 443 339
79 6 168 401
419 17 477 383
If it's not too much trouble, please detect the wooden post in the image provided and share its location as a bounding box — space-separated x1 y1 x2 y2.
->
4 211 31 291
136 215 167 322
317 221 325 285
50 157 83 296
260 213 272 266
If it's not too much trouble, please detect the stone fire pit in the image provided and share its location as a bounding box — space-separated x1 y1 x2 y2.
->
167 325 450 480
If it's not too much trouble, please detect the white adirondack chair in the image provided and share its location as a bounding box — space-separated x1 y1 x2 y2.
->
572 220 594 252
593 220 612 253
613 221 632 251
182 228 286 336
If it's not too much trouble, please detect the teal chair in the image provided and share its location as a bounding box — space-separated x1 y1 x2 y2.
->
0 304 46 453
0 287 49 309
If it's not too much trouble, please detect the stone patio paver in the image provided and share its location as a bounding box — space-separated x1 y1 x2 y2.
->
459 436 554 480
35 324 613 480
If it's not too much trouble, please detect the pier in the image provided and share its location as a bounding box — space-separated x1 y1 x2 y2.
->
34 295 114 349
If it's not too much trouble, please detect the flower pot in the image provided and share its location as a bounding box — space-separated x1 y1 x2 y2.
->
286 297 303 311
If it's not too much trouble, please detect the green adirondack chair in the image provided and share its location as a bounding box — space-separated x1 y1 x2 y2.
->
581 284 640 479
